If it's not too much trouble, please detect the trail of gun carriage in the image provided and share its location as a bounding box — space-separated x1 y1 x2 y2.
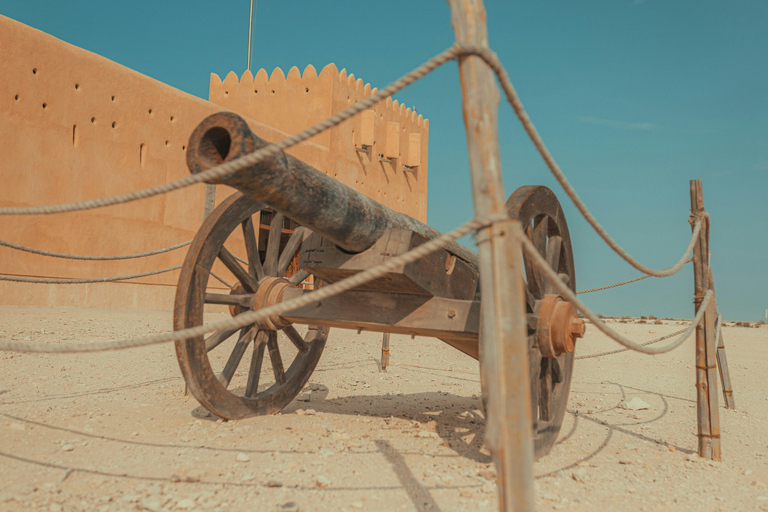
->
0 4 766 512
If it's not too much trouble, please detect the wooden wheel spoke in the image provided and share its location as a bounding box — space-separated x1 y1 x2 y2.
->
264 213 285 276
242 217 266 281
218 247 259 292
245 330 268 398
288 269 311 286
276 227 307 277
539 358 553 422
266 331 286 384
204 293 253 308
218 326 256 388
204 327 240 352
523 224 542 298
544 235 563 294
528 343 542 429
283 325 309 353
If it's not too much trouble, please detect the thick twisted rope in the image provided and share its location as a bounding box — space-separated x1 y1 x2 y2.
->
0 265 182 284
456 45 704 279
575 328 686 360
577 259 693 295
517 230 712 355
0 44 702 285
0 238 191 261
0 214 506 353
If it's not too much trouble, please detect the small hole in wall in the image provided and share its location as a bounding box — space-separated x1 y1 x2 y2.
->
91 117 96 123
271 90 275 94
111 96 115 101
170 116 174 122
182 145 186 151
111 121 117 128
165 140 170 146
254 89 258 94
42 103 47 109
74 83 79 90
140 143 147 167
148 108 153 115
72 125 78 147
305 88 309 93
32 68 37 75
224 91 229 96
14 94 19 101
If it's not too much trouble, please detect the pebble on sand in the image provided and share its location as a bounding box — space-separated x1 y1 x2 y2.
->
236 453 250 462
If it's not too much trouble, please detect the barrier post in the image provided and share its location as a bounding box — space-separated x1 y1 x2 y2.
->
707 270 736 409
689 179 721 460
446 1 535 510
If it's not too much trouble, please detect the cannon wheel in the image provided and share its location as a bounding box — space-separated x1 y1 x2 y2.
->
507 185 577 459
174 192 327 420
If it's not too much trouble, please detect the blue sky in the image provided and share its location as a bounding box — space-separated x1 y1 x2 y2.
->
2 1 766 320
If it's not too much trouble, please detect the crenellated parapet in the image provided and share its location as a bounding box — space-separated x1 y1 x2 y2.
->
209 64 429 222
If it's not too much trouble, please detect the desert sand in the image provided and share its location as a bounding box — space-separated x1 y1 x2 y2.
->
0 307 766 511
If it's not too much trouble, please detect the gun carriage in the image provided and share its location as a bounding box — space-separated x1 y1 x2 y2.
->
175 112 585 459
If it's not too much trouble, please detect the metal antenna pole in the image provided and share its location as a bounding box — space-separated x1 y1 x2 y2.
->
247 0 256 71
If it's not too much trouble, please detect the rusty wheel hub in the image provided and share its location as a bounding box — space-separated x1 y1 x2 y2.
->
536 294 585 358
233 277 295 331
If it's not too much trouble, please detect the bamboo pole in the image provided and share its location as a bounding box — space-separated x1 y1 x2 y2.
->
446 1 534 510
689 179 721 460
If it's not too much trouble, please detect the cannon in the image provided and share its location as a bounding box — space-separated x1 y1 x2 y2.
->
174 112 585 458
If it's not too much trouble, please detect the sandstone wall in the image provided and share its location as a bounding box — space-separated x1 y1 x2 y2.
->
0 15 428 311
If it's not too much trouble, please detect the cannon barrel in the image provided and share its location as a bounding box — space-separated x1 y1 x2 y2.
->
186 112 479 269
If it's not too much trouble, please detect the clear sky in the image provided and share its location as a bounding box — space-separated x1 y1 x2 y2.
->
1 1 766 321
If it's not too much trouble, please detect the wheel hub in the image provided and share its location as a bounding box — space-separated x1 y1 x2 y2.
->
250 277 295 330
536 294 585 358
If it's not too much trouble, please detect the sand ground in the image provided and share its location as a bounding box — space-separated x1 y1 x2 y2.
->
0 307 766 512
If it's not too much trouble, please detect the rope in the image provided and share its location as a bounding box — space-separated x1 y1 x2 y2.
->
0 265 182 284
0 214 506 353
0 239 191 261
575 328 686 360
210 271 233 289
0 46 465 217
517 229 713 355
456 45 705 279
0 43 702 282
577 259 693 294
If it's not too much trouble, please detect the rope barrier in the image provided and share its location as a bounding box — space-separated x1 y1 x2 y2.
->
0 265 182 284
577 259 693 295
517 230 713 355
0 44 702 287
0 238 191 261
456 45 705 279
0 213 507 353
575 328 686 360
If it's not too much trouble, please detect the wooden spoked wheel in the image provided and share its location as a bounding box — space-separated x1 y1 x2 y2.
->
506 186 577 459
174 192 327 420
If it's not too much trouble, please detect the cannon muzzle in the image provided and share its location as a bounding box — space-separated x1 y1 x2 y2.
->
186 112 478 268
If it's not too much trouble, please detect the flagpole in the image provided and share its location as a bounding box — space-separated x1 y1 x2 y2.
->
247 0 256 71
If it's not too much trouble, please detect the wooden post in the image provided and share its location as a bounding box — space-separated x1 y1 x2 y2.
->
446 1 534 510
708 270 736 409
202 184 217 220
381 333 390 372
690 179 721 460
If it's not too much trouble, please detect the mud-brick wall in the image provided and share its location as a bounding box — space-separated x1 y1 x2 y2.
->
0 15 429 311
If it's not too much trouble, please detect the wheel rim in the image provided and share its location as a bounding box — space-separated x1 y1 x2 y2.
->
174 192 327 420
506 185 577 459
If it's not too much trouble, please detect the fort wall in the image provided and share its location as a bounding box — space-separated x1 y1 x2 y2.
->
0 15 428 311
